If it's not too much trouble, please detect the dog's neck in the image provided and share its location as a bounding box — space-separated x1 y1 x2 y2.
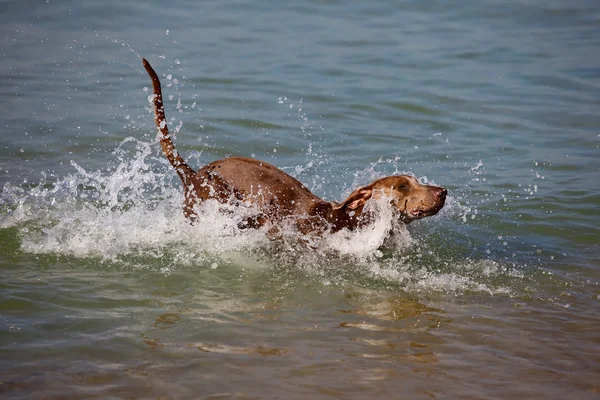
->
310 186 377 232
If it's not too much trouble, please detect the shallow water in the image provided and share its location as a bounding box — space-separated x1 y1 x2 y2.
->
1 0 599 399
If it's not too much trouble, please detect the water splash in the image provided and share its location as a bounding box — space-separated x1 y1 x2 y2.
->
0 134 528 296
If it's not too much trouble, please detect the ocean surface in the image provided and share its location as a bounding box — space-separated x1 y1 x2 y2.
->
1 0 599 398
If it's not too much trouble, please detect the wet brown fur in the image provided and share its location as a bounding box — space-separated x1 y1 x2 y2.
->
142 58 447 234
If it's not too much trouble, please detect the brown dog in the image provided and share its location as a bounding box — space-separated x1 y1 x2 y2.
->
142 58 446 235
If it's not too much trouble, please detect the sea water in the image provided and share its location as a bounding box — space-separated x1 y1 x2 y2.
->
1 1 599 398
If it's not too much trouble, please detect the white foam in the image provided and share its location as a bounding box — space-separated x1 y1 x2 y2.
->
321 197 413 257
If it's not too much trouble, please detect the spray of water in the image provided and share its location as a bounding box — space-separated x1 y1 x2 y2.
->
0 129 530 298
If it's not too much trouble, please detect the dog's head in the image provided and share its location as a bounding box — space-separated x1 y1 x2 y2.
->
336 175 447 223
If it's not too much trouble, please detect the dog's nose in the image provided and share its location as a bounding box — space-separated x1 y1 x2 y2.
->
433 187 447 198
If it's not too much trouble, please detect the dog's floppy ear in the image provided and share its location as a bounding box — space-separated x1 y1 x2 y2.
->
334 187 373 211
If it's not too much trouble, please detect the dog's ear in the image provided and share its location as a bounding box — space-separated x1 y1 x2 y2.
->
334 187 373 211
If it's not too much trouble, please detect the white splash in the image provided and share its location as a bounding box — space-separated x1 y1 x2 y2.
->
0 134 522 296
322 197 413 256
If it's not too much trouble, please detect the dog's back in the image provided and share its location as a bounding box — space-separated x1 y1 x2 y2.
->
191 156 326 221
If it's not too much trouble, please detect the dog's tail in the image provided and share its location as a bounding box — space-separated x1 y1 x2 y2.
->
142 58 195 184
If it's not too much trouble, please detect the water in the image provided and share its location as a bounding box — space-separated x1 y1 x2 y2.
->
1 0 599 398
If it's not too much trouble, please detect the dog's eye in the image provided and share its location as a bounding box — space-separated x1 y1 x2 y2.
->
397 184 409 191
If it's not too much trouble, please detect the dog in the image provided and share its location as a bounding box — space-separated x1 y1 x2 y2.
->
142 58 446 236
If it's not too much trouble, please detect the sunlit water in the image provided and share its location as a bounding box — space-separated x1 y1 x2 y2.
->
1 1 599 399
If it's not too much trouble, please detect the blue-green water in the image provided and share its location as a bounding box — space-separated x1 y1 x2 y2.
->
1 1 599 398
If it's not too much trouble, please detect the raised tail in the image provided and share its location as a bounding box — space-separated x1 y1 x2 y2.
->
142 58 195 184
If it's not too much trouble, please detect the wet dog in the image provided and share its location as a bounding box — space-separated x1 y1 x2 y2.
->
142 58 446 235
